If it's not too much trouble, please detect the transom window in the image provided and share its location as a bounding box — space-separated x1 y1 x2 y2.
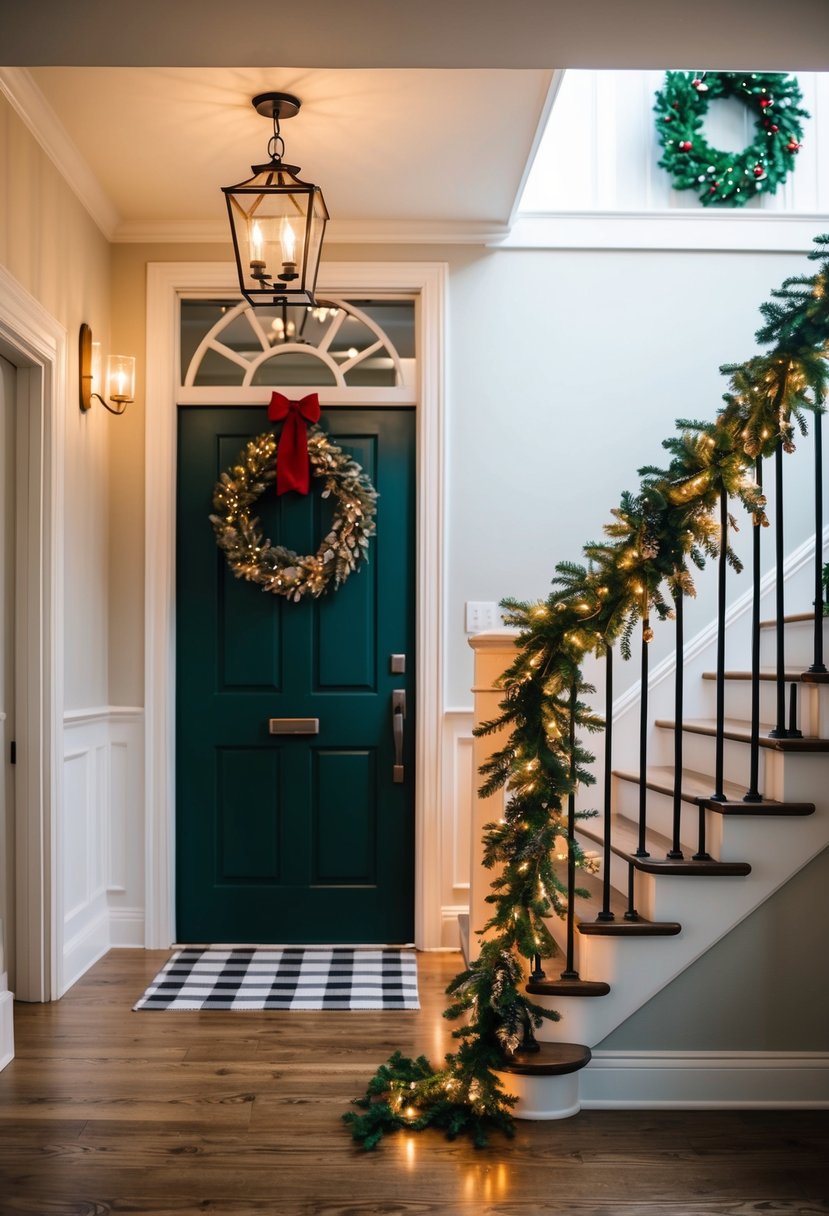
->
180 297 415 392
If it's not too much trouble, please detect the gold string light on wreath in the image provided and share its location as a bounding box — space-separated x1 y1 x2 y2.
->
210 426 378 601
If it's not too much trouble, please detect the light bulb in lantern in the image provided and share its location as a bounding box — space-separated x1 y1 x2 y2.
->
249 221 268 282
279 218 298 280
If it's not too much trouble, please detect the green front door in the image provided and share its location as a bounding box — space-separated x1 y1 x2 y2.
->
176 406 415 944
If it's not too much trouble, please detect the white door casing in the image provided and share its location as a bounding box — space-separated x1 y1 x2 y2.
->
144 261 447 950
0 266 66 1003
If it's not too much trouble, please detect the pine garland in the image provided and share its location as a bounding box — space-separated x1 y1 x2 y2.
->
344 236 829 1150
654 71 808 206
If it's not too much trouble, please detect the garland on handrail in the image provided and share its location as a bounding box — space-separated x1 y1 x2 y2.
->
344 236 829 1151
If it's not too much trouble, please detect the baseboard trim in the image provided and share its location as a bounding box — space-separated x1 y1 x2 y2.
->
581 1050 829 1107
109 908 146 948
440 904 468 951
0 989 13 1071
62 905 110 995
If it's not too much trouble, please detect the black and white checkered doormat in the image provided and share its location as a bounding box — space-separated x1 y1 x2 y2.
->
133 947 420 1011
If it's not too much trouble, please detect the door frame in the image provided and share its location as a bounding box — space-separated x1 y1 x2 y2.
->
0 266 66 1002
145 261 447 950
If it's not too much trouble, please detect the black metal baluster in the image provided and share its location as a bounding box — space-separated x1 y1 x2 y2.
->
808 408 827 675
744 456 763 802
561 679 579 979
769 442 788 738
597 645 615 921
635 616 651 858
693 802 711 862
788 683 802 738
668 587 685 858
711 486 728 802
624 861 639 921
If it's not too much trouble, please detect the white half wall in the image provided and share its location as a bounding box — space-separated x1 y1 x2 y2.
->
61 706 144 993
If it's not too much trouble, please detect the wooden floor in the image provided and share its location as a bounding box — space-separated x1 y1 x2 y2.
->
0 950 827 1216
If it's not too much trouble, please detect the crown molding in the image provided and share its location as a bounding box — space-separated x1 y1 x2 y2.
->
113 217 510 246
0 67 119 240
501 211 829 252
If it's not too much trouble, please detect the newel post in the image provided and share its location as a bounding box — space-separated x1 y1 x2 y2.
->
468 630 520 962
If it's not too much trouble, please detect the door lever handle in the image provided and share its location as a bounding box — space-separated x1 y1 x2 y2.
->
392 689 406 783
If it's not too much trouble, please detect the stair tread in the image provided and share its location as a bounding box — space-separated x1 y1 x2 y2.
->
614 765 815 814
701 668 814 681
656 717 829 751
759 612 826 628
526 976 610 997
578 916 682 936
499 1041 592 1076
579 813 751 876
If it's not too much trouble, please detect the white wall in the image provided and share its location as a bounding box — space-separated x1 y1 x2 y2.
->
444 243 822 707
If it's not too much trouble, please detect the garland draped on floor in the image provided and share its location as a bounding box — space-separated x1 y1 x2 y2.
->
344 236 829 1150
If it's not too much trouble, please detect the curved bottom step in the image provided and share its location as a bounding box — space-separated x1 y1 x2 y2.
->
496 1041 591 1121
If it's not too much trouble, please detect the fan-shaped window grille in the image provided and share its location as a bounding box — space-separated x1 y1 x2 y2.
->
181 297 414 390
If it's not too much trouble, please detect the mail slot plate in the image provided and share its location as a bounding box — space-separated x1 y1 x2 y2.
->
269 718 319 735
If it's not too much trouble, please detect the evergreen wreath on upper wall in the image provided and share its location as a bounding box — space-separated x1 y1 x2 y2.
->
654 71 808 206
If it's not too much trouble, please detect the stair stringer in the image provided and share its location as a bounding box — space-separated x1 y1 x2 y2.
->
535 755 828 1046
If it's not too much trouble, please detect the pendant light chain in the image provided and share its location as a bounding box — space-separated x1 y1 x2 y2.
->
267 110 285 164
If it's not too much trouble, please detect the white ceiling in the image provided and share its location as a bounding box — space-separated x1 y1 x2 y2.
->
2 0 827 243
18 66 554 241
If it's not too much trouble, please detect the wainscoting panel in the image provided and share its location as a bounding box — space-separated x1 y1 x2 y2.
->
440 710 474 948
62 708 144 992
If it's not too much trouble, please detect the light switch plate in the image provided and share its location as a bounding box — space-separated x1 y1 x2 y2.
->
465 601 500 634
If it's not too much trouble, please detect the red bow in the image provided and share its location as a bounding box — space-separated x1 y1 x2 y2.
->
267 392 321 495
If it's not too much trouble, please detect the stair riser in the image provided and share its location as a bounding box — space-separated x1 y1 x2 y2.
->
613 777 726 856
759 618 828 668
653 727 761 789
697 678 828 736
570 840 678 922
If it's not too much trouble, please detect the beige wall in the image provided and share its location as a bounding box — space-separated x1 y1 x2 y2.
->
0 93 112 710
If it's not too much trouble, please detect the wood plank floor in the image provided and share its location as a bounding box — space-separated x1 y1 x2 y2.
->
0 949 827 1216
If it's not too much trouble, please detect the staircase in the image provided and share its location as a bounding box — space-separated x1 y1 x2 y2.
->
467 558 829 1118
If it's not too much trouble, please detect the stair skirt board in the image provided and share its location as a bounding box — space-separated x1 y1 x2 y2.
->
579 1051 829 1108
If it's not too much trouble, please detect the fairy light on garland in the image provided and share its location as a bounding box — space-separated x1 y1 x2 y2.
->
210 425 377 601
654 71 808 206
344 236 829 1152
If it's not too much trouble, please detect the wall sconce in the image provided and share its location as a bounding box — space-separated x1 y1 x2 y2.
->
222 92 329 308
79 323 135 414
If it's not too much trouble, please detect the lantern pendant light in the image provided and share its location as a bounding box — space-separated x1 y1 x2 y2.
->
223 92 329 308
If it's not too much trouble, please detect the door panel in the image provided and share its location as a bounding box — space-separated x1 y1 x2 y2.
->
176 406 415 944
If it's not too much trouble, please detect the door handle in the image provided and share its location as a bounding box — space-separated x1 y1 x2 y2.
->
392 689 406 783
